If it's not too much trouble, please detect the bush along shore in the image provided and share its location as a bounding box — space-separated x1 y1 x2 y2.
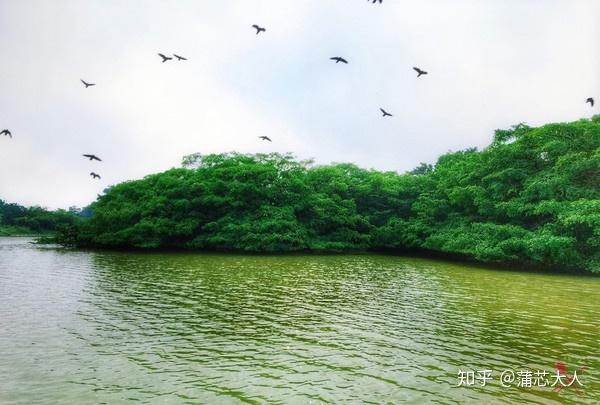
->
55 117 600 273
0 200 87 236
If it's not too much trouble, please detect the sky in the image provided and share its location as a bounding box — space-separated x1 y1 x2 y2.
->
0 0 598 209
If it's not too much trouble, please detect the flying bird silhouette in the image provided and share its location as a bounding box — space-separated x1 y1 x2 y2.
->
90 172 101 179
586 97 594 107
258 136 272 142
252 24 266 34
80 79 96 88
413 67 428 77
158 53 173 63
1 129 11 138
330 57 348 64
380 108 393 117
369 0 383 3
83 154 102 161
173 54 187 61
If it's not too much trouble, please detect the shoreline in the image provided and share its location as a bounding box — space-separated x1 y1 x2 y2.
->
16 236 596 277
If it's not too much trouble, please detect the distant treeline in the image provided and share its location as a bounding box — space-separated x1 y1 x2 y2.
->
56 116 599 273
0 200 88 235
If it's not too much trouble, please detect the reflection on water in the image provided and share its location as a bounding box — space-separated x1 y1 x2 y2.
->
1 237 599 403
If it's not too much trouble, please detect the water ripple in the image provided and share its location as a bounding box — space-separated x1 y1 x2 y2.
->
1 237 599 404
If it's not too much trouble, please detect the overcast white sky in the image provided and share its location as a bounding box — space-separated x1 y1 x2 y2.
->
0 0 598 209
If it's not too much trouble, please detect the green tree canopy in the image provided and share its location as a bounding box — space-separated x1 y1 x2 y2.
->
57 116 600 273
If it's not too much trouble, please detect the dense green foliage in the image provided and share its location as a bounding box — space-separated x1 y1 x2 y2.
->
58 117 600 272
0 200 83 235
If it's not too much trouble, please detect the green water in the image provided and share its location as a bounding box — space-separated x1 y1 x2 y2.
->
1 237 598 404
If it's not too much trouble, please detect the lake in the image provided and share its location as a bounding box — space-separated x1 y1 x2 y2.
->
1 237 598 404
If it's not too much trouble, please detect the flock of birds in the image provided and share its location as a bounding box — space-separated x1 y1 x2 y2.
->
158 53 188 63
1 2 597 183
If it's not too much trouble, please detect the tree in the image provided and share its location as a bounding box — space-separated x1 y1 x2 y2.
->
56 116 600 273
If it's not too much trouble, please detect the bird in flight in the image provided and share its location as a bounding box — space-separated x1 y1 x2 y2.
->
158 53 173 63
80 79 96 88
369 0 383 3
330 57 348 64
252 25 266 35
173 54 187 61
380 108 393 117
586 97 594 107
90 172 101 179
1 129 11 138
258 136 272 142
83 154 102 161
413 67 428 77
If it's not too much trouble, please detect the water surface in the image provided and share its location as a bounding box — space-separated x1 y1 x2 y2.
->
1 237 598 403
